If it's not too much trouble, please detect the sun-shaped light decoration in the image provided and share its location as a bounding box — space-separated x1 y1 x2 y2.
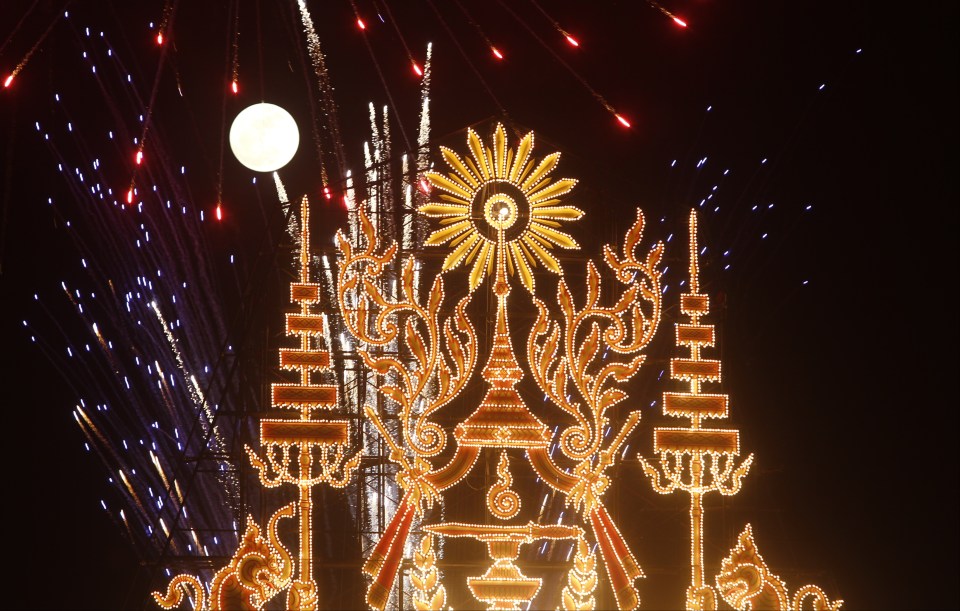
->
419 124 583 293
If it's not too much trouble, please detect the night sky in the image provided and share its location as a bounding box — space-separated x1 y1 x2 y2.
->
2 1 957 609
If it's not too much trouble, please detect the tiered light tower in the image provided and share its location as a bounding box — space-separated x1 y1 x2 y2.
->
638 210 753 610
153 197 360 610
247 196 361 608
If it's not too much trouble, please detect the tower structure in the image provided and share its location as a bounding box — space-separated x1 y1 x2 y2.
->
639 209 753 610
153 197 360 610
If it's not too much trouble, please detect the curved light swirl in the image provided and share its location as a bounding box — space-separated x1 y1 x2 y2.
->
419 124 583 293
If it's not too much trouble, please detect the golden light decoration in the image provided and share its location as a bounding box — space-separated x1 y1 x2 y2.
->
246 196 360 610
716 525 842 611
424 522 583 611
562 537 599 611
419 124 583 292
411 535 447 611
149 122 844 611
152 504 296 611
337 208 481 609
487 451 521 520
335 125 667 610
153 196 360 611
639 210 754 610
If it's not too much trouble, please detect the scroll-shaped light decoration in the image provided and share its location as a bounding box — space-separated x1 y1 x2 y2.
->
524 208 664 609
336 207 481 610
716 525 842 611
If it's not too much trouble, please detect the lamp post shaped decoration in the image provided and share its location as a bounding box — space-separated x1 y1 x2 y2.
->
636 214 842 611
339 124 664 610
639 211 753 609
153 195 360 611
638 209 754 610
246 195 361 609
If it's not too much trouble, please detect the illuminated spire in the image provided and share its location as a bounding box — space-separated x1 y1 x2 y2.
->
456 231 550 449
155 196 359 610
640 209 753 609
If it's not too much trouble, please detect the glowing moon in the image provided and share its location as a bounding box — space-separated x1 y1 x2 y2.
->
229 103 299 172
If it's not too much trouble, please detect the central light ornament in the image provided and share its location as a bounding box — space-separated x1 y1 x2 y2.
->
485 192 518 230
419 124 584 293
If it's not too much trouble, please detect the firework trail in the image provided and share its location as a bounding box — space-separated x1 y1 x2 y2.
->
16 1 438 586
296 0 348 183
20 10 255 569
3 3 66 89
0 0 41 56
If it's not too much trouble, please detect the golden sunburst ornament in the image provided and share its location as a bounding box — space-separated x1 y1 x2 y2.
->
419 124 583 293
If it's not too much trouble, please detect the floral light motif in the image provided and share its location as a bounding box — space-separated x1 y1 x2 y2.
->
561 537 599 611
411 534 447 611
337 207 481 610
525 206 663 610
419 124 583 292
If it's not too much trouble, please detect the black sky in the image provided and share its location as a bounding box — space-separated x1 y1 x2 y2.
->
2 1 958 609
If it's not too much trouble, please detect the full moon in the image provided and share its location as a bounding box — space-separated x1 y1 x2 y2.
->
229 103 299 172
